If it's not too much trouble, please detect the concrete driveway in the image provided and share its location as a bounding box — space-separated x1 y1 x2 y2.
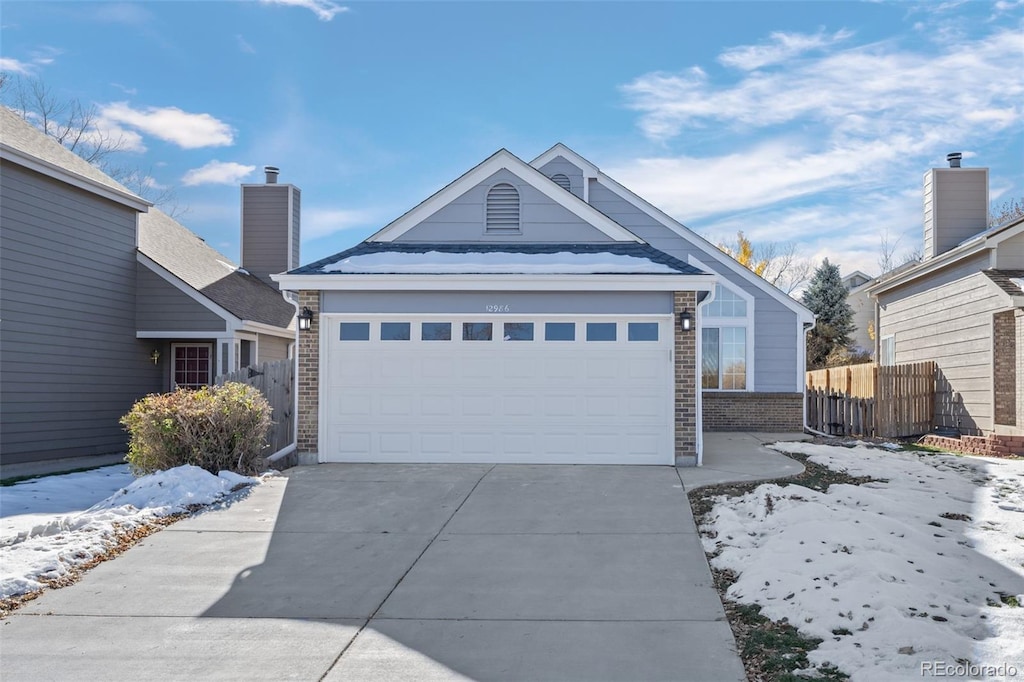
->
2 464 746 681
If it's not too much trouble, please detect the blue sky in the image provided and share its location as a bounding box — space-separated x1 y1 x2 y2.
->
2 0 1022 281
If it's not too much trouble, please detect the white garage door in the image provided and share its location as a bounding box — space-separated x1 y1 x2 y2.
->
320 316 674 465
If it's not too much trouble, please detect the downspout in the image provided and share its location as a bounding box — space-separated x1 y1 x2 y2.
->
694 286 717 465
802 320 831 438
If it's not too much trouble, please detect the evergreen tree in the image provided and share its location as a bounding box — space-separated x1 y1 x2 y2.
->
802 259 855 369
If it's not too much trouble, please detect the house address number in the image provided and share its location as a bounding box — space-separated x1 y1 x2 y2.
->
485 304 511 312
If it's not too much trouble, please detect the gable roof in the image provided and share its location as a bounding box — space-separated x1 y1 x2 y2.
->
982 269 1024 306
367 148 643 244
0 106 150 211
290 242 705 276
870 215 1024 295
530 143 815 324
138 209 295 329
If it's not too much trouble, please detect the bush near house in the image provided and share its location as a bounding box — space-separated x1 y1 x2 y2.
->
121 383 272 476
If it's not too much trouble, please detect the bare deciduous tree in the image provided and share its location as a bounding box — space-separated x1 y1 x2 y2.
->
716 231 812 294
877 228 919 275
1 75 185 216
990 197 1024 227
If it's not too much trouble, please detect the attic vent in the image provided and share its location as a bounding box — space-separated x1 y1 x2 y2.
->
551 173 571 191
486 183 520 233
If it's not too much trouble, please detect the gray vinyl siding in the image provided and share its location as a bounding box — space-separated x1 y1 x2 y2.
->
290 188 301 273
923 168 988 259
995 232 1024 269
1 163 161 464
136 263 227 332
396 169 613 243
876 251 1007 434
323 290 672 314
587 180 800 391
536 156 585 200
257 334 291 362
241 184 295 288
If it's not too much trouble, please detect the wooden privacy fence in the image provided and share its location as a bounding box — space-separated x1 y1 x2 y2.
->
806 361 935 438
216 359 294 457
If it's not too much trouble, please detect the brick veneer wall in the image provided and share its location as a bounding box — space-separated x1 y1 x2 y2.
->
1017 310 1024 431
703 392 803 431
674 292 697 464
993 310 1016 427
297 290 320 457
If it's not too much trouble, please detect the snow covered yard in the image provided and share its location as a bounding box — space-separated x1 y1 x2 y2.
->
0 464 267 609
696 441 1024 681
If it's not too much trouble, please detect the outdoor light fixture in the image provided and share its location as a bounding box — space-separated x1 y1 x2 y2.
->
150 349 161 365
298 307 314 332
679 311 693 332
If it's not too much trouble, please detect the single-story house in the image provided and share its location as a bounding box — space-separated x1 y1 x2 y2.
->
0 106 297 469
869 153 1024 437
274 144 814 466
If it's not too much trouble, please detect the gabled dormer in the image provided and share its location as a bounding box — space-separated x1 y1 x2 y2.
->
367 149 642 244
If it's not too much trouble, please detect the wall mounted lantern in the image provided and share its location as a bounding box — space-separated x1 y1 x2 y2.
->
150 349 161 365
679 311 693 332
298 307 314 332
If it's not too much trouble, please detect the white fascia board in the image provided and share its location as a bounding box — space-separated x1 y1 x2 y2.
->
367 149 642 243
137 331 234 339
587 172 815 324
868 241 988 295
1 145 152 212
274 273 716 293
137 251 242 325
241 320 296 338
531 143 601 177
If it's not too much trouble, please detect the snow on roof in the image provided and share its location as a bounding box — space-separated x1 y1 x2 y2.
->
1011 278 1024 292
319 250 681 274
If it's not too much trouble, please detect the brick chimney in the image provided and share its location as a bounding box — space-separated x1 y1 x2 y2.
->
922 153 988 260
240 165 301 289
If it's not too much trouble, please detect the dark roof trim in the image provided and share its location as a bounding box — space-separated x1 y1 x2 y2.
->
290 242 705 276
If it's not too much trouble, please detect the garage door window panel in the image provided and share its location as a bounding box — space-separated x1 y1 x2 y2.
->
422 322 452 341
503 322 534 341
628 322 659 341
340 322 370 341
463 322 493 341
545 322 575 341
586 322 617 341
381 322 411 341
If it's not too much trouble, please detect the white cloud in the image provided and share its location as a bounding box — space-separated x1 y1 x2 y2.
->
110 82 138 96
303 207 378 239
610 26 1023 277
718 29 854 70
236 34 256 54
99 102 235 149
182 161 256 186
0 57 33 74
260 0 348 21
622 28 1023 142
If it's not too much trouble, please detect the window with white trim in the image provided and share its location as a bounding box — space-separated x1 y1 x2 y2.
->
879 335 895 366
172 343 212 389
486 183 520 233
702 284 751 390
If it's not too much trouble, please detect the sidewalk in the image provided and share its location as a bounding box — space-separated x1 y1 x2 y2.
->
681 432 810 490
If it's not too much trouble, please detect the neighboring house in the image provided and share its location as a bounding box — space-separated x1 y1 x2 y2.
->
843 270 875 356
274 144 814 466
0 107 296 468
869 153 1024 436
